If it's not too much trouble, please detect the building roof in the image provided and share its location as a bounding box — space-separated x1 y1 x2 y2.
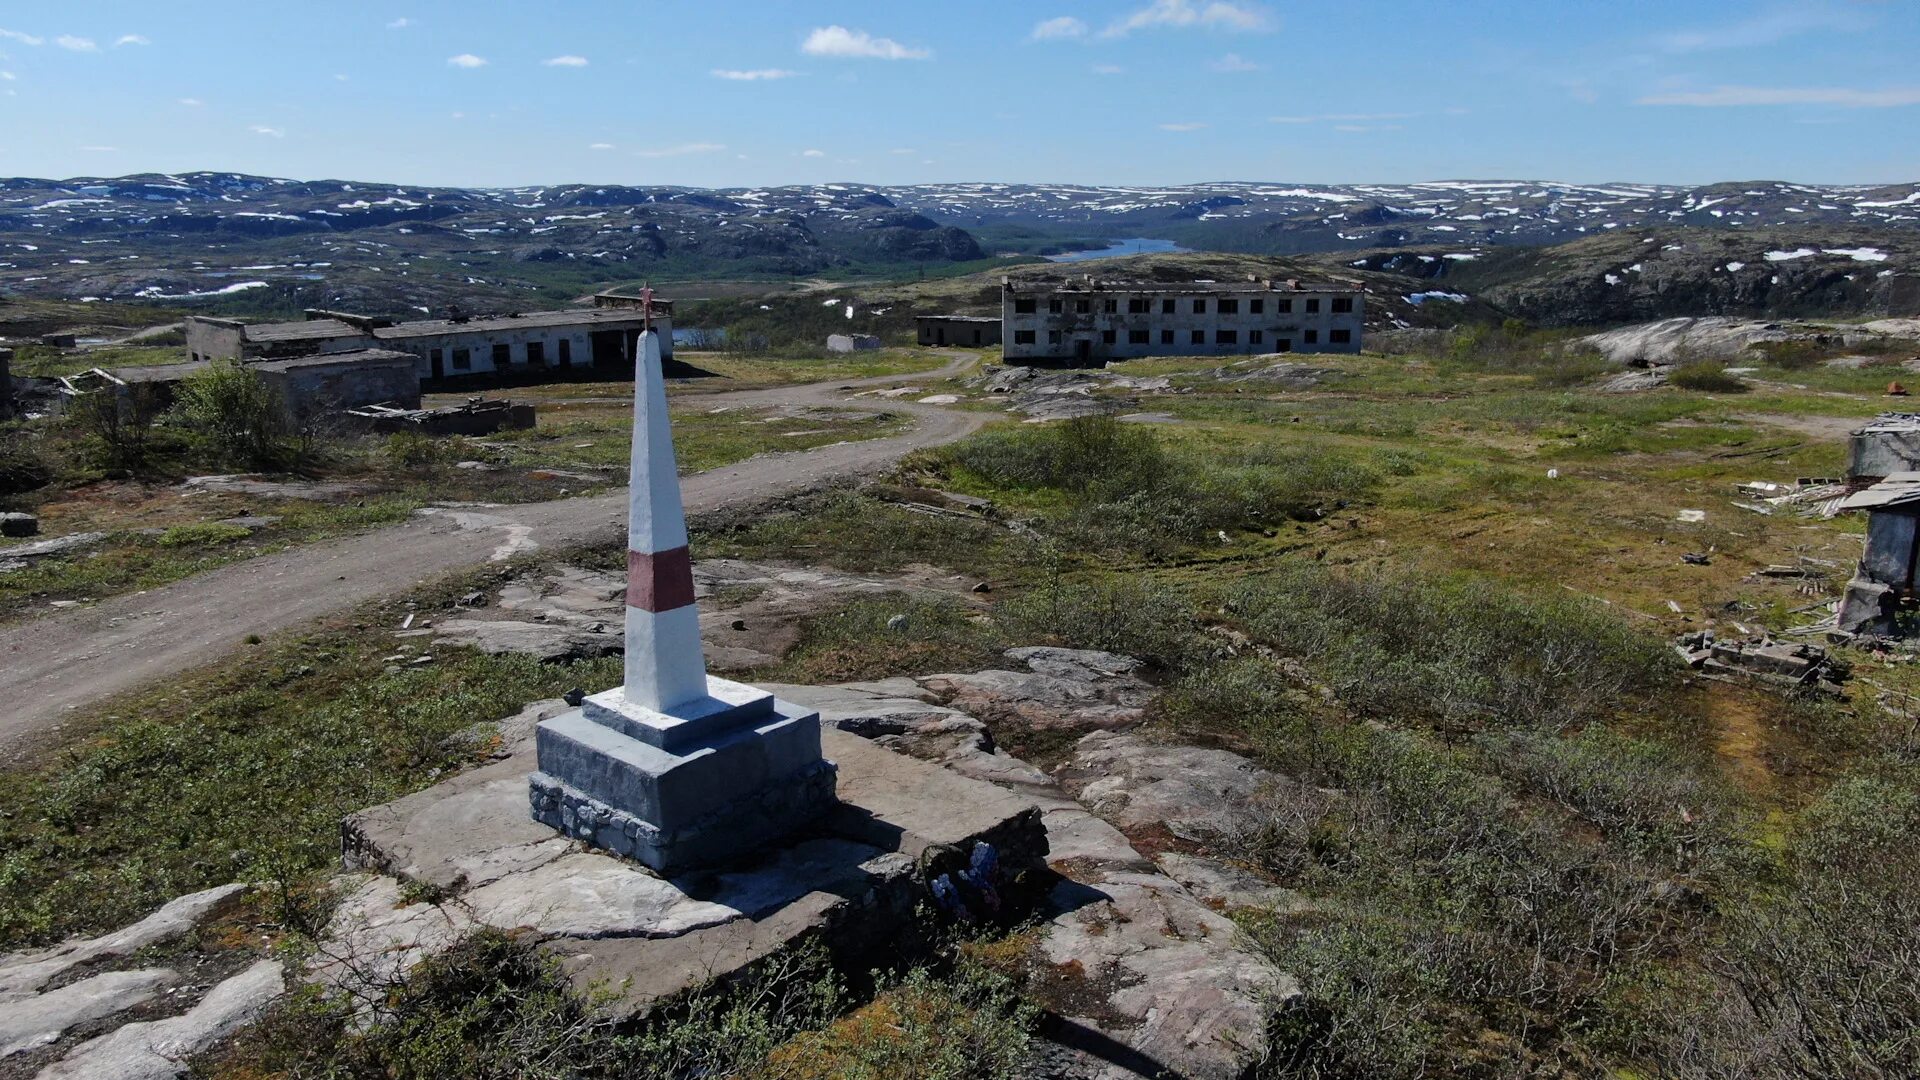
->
252 348 417 373
1854 412 1920 435
108 360 210 383
241 319 367 343
915 314 999 323
371 308 651 340
1003 276 1363 295
1838 472 1920 512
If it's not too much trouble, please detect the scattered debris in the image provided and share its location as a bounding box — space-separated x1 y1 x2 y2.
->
1677 509 1705 523
1674 630 1847 694
1682 552 1712 566
346 396 534 435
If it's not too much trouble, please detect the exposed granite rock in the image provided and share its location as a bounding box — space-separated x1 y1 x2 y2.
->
0 884 248 1000
37 959 284 1080
920 647 1154 734
0 968 174 1059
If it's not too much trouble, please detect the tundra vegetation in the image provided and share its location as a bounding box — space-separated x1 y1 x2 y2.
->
5 320 1920 1076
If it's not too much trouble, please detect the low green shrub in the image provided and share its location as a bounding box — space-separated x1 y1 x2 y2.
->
996 575 1205 671
1226 562 1678 733
155 521 255 548
1668 361 1749 393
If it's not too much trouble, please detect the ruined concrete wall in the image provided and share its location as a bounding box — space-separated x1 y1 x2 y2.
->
1861 510 1918 588
917 319 1002 347
1847 429 1920 481
184 317 246 362
1001 288 1364 363
261 361 421 415
378 316 672 380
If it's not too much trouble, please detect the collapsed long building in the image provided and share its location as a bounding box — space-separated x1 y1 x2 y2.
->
184 292 674 386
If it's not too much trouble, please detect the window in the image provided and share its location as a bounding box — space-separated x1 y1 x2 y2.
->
1103 299 1118 314
1304 329 1319 344
452 347 471 370
1048 299 1063 314
1330 328 1352 344
1275 338 1292 353
559 338 572 364
1217 298 1239 315
1048 330 1062 344
1102 329 1116 344
1161 329 1174 344
1332 297 1354 313
1192 299 1207 314
1014 298 1036 314
429 347 442 369
1217 330 1237 344
1128 298 1150 314
1129 329 1150 344
1250 329 1263 345
1014 329 1037 345
1250 299 1264 314
525 340 546 367
1191 329 1205 345
1161 298 1175 314
1277 299 1293 313
492 342 512 367
1306 298 1321 314
1075 299 1090 314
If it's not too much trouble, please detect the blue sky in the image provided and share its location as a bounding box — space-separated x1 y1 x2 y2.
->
1 1 1916 188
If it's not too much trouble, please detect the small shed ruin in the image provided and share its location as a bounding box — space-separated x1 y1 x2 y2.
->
826 333 883 354
1846 413 1920 482
916 315 1001 348
1835 473 1920 636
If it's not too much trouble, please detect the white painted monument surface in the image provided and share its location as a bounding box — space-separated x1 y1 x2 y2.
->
529 304 836 872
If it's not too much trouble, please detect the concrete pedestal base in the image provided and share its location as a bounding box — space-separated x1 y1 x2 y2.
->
529 677 838 873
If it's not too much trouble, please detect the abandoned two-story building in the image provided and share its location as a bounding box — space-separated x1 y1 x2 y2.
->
1000 276 1364 364
185 296 674 386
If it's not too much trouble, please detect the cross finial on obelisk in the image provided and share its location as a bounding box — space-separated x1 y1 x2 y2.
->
621 324 706 711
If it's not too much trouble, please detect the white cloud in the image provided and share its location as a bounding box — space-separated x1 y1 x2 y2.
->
1 71 15 81
1030 16 1088 41
446 53 487 68
888 147 917 154
250 125 285 138
1637 85 1920 107
1104 0 1272 37
634 142 725 158
801 25 930 60
1269 111 1413 123
0 29 44 46
387 17 413 29
1655 6 1865 54
1091 63 1126 75
589 142 614 150
1159 121 1208 131
55 35 98 52
113 34 149 47
179 97 203 106
711 68 800 80
543 55 589 67
801 148 826 157
1209 52 1260 72
335 73 351 81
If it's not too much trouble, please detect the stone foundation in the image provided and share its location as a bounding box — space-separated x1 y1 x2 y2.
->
529 758 837 871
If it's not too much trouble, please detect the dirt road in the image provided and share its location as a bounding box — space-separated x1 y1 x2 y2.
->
0 355 985 757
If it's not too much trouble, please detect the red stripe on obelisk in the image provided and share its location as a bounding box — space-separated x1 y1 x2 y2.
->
626 546 697 612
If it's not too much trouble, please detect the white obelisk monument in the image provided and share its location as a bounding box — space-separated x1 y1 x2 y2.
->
529 291 837 872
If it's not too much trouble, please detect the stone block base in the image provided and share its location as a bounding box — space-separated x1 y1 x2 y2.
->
529 758 837 872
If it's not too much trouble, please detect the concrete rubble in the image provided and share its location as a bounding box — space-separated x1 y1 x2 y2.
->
1674 630 1847 693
